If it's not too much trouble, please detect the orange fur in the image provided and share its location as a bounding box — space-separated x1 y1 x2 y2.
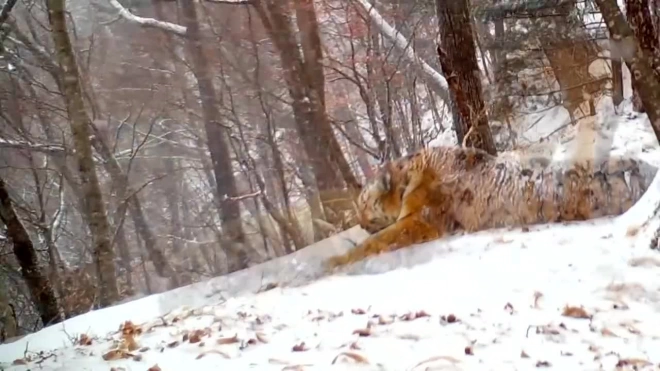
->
325 146 656 270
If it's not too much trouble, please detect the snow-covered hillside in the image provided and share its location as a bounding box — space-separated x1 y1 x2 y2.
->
3 101 660 370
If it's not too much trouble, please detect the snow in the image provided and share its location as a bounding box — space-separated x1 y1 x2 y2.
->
4 103 660 370
5 203 660 370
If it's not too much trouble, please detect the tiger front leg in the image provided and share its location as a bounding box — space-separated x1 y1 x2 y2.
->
324 213 445 271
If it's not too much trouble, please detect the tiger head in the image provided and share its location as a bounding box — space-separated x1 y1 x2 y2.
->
356 164 403 234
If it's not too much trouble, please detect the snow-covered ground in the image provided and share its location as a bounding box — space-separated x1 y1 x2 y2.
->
4 100 660 370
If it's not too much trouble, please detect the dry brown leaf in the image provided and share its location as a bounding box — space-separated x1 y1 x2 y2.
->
600 328 618 337
331 351 369 365
352 328 372 337
521 350 530 358
440 314 458 323
411 355 461 370
400 311 430 321
464 346 474 355
166 340 179 348
626 225 640 237
132 354 143 362
147 365 162 371
504 302 515 314
292 342 308 352
378 315 395 325
78 333 93 346
351 308 366 315
615 358 652 368
535 360 551 367
12 359 28 365
217 334 239 345
562 305 590 319
187 329 210 344
196 349 231 359
102 349 132 361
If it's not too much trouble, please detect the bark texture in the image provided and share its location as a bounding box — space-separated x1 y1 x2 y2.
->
436 0 497 155
625 0 660 112
0 177 61 326
46 0 119 306
179 0 249 273
595 0 660 139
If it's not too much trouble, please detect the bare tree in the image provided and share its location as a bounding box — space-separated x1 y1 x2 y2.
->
595 0 660 136
46 0 119 306
625 0 660 111
436 0 497 154
0 176 60 326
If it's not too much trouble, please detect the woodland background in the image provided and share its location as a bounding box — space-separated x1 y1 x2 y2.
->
1 0 658 342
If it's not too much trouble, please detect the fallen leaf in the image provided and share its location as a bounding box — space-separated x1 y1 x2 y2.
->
217 334 239 345
464 346 473 355
351 308 366 315
410 355 461 370
615 358 652 368
147 365 162 371
378 315 395 325
292 342 308 352
78 333 93 346
196 349 231 359
331 351 369 364
102 349 131 361
521 350 530 358
600 328 618 337
562 305 590 319
255 332 269 343
12 359 28 365
352 328 371 337
536 360 551 367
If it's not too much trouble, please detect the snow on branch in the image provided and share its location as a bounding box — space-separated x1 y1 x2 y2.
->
0 138 67 154
107 0 187 35
353 0 449 91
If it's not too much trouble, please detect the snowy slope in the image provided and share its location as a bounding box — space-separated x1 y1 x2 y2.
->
3 106 660 370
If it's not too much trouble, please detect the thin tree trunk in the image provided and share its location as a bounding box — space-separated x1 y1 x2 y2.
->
252 0 360 204
178 0 249 274
625 0 660 112
595 0 660 138
436 0 497 155
611 40 624 107
46 0 119 307
0 177 61 326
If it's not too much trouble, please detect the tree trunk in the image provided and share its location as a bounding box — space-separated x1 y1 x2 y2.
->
46 0 119 307
595 0 660 138
435 0 497 155
625 0 660 112
178 0 249 274
252 1 361 223
0 177 61 326
611 41 625 107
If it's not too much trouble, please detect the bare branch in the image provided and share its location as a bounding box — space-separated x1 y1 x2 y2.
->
107 0 187 35
0 0 18 27
352 0 449 94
